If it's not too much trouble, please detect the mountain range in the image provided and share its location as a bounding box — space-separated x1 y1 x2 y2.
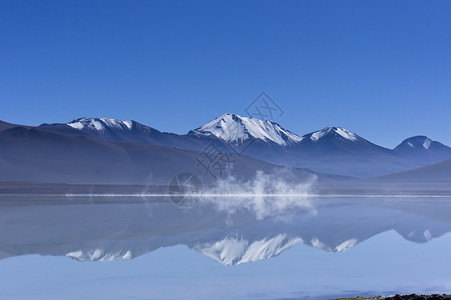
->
1 114 451 185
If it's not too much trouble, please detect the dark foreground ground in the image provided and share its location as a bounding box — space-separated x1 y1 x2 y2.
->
386 295 451 300
336 295 451 300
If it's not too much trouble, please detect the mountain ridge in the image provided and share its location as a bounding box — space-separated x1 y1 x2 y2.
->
1 114 450 178
0 124 349 185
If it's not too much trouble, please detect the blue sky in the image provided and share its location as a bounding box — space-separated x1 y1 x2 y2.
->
1 0 450 148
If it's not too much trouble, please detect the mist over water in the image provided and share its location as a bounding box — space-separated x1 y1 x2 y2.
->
200 169 318 219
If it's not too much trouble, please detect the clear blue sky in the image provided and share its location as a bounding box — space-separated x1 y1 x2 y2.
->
1 0 450 148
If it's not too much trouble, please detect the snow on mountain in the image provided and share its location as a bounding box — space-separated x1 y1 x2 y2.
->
67 117 134 131
191 113 303 146
399 136 435 150
305 126 360 142
38 117 167 145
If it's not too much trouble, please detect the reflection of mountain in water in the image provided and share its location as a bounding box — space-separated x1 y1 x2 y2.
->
0 196 450 265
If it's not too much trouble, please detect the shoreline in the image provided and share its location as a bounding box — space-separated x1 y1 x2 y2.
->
335 295 451 300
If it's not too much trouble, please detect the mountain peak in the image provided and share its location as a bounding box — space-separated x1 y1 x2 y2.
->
400 135 433 150
393 136 451 163
67 117 134 131
305 126 360 142
191 113 303 146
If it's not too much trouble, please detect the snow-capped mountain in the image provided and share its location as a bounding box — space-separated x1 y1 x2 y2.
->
190 113 303 146
266 125 409 177
394 136 451 163
40 117 162 142
39 117 217 151
67 117 136 132
296 126 395 156
397 136 434 150
303 126 360 142
3 114 451 178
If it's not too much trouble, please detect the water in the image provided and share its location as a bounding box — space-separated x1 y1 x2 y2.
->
1 195 451 299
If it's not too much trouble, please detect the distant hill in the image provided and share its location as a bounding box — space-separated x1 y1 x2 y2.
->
376 159 451 183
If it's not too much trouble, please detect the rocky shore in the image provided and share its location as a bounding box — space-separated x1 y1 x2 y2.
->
385 295 451 300
336 295 451 300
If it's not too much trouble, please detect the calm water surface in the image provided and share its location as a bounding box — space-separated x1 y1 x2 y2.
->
1 195 451 299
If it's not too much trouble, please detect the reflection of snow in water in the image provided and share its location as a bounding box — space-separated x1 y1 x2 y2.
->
195 233 304 265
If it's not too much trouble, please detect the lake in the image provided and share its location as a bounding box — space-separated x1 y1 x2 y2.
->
1 194 451 299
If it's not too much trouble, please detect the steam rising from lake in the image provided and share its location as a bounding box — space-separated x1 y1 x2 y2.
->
200 169 318 219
